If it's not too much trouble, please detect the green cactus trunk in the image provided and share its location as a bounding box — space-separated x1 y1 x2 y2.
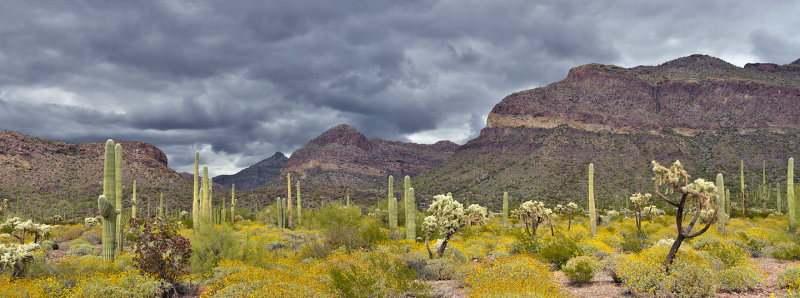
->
202 166 209 224
209 177 214 222
589 163 596 236
716 173 726 235
763 160 767 212
231 184 236 224
114 144 123 253
296 181 301 227
789 158 796 228
406 187 416 240
726 189 731 216
404 176 410 229
503 192 509 230
777 183 782 214
159 193 164 217
98 139 117 262
388 175 396 229
131 180 137 219
193 151 199 228
222 194 226 223
346 194 350 207
741 159 747 218
287 173 293 229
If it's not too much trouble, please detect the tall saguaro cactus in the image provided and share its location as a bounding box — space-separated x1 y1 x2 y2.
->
98 139 118 262
503 192 509 229
114 144 123 253
789 158 796 228
404 176 411 229
202 166 210 223
159 193 164 217
716 173 727 235
589 163 597 236
231 184 236 224
193 152 199 227
131 180 137 219
741 159 747 218
296 181 301 227
777 183 782 214
763 160 767 212
388 175 397 230
287 173 293 229
406 187 416 240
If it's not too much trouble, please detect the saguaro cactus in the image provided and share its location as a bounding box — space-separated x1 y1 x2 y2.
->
287 173 293 229
114 143 123 253
404 175 411 228
716 173 727 235
131 180 137 219
296 181 301 227
209 177 214 221
203 166 210 223
406 187 416 240
777 183 782 214
589 163 596 236
789 158 795 228
503 192 509 230
193 151 199 227
741 159 747 218
98 139 117 262
276 197 283 228
763 160 767 212
159 193 164 217
388 175 397 230
231 184 236 224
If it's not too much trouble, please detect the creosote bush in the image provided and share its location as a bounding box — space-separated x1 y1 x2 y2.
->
562 255 597 285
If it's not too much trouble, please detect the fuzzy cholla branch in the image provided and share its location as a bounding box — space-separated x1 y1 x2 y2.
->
465 204 488 226
0 243 40 277
424 194 488 258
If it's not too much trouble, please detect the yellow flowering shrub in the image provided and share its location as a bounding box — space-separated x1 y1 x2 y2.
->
204 259 332 297
617 246 716 297
457 254 566 297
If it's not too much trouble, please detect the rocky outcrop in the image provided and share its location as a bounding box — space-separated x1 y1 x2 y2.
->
416 54 800 208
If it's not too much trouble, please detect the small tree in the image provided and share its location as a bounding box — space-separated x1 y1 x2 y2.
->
629 193 652 232
651 160 718 269
0 243 40 278
422 194 487 258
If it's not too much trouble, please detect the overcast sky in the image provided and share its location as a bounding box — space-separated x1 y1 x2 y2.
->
1 1 799 176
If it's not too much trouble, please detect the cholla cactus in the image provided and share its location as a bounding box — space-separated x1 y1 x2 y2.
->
629 193 652 232
641 205 665 220
465 204 488 226
0 217 53 244
652 160 718 269
555 202 579 231
423 194 487 258
514 200 547 236
0 242 40 277
179 211 188 219
84 217 100 229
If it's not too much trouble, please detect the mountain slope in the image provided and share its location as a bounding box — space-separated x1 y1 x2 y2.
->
213 152 288 191
0 130 192 220
415 54 800 209
278 124 458 189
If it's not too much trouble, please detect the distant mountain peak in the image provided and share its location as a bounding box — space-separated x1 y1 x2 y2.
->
213 151 288 190
659 54 736 69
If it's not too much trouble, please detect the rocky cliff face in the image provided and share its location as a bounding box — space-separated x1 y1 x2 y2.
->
0 130 192 219
214 152 288 190
280 124 458 189
415 54 800 209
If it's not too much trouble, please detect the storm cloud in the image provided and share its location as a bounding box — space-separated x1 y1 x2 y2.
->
1 0 798 176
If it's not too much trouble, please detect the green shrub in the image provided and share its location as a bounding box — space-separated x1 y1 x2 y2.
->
328 250 428 297
537 235 581 269
779 267 800 293
772 242 800 261
68 243 100 256
717 265 763 292
621 232 649 253
618 246 716 297
695 240 748 268
40 240 57 250
128 217 192 283
56 226 84 242
562 256 597 285
190 224 239 274
509 231 540 254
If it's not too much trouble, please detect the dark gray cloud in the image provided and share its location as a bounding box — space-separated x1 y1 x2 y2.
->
0 0 798 176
